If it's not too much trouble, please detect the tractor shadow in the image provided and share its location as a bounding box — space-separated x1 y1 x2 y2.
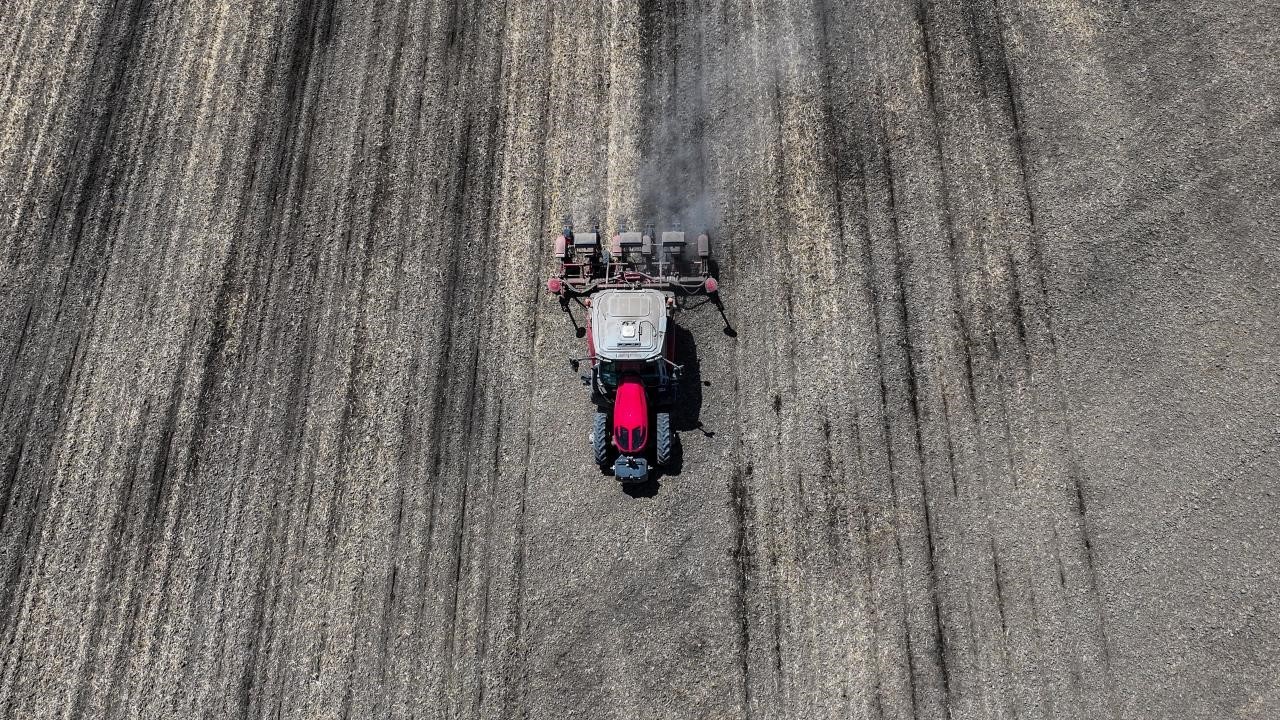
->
634 321 709 495
708 259 737 338
668 322 705 435
622 479 661 499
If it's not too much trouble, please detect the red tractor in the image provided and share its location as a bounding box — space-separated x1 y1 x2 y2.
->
546 225 718 483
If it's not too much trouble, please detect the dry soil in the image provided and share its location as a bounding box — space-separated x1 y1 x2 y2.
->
1 1 1278 719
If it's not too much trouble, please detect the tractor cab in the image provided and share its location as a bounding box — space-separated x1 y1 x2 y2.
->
588 288 675 400
589 290 668 360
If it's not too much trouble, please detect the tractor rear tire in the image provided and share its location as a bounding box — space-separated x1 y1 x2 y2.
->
593 411 610 468
656 412 673 467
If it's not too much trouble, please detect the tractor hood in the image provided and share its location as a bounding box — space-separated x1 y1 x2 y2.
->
590 289 668 361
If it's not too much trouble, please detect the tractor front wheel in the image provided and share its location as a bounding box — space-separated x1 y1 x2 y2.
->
593 411 610 468
656 412 673 467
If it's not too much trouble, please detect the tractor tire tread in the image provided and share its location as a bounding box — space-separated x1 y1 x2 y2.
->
656 412 673 467
593 411 610 468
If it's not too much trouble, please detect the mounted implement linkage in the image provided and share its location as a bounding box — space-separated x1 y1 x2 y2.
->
546 224 719 484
